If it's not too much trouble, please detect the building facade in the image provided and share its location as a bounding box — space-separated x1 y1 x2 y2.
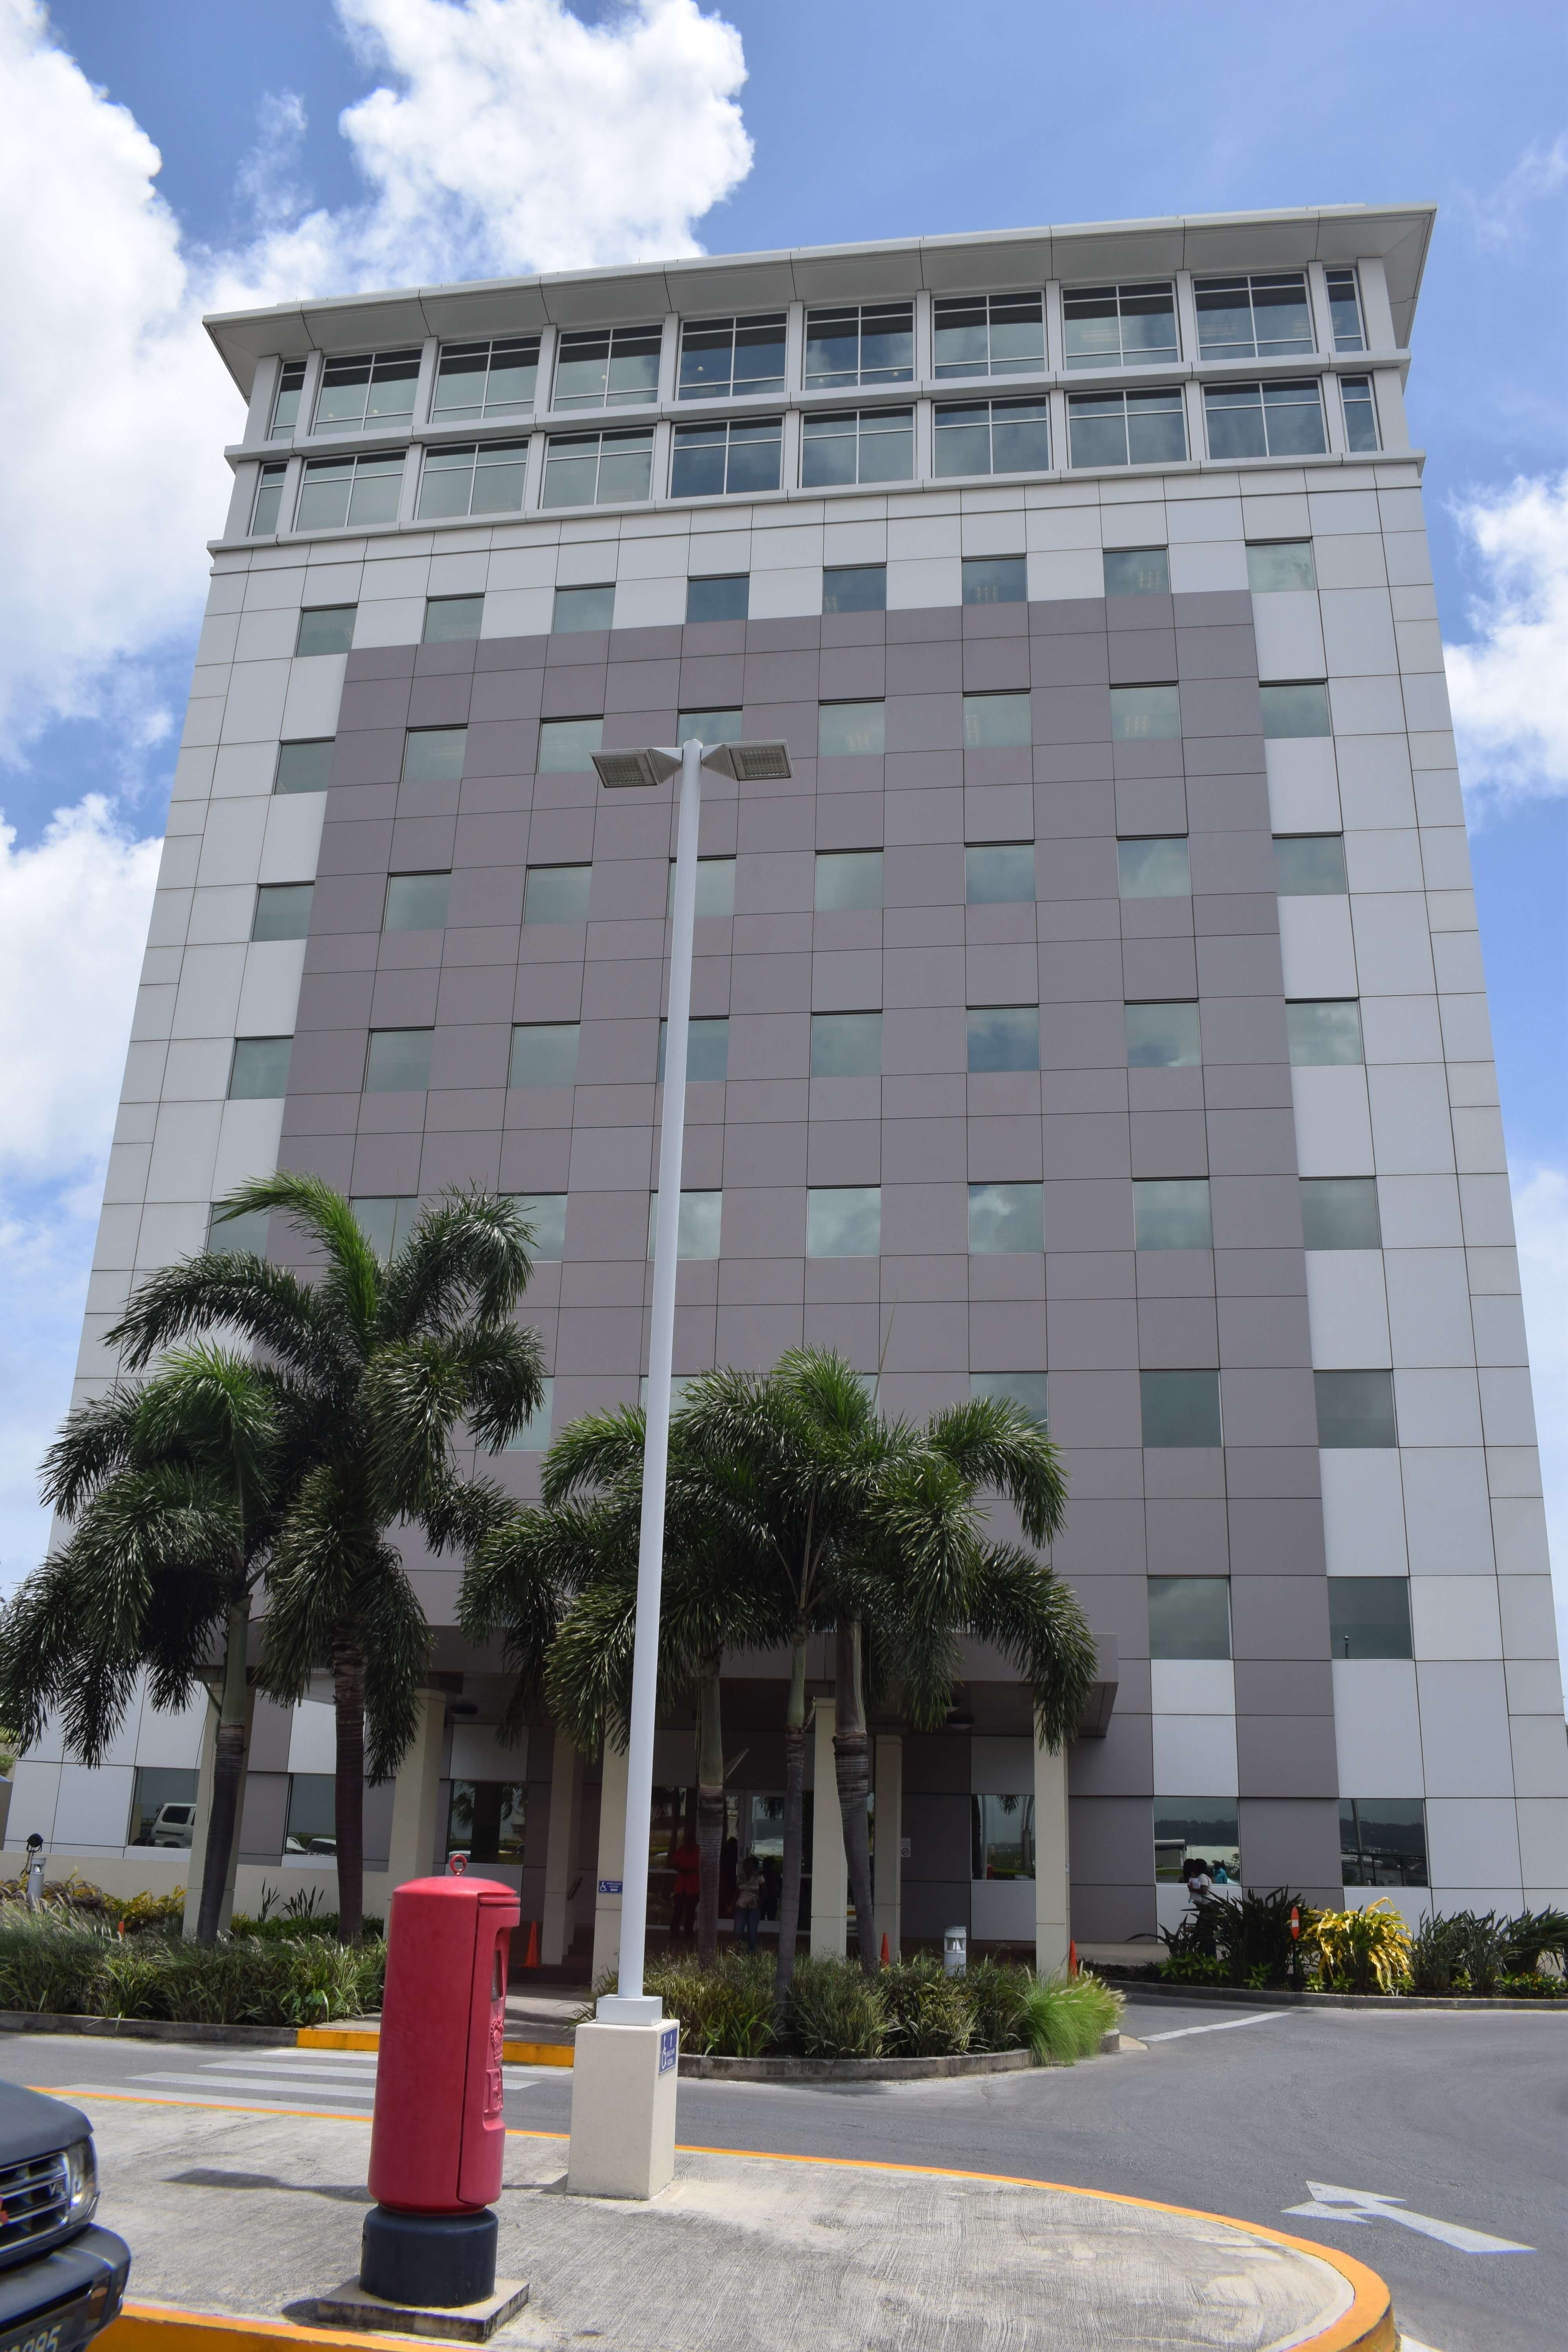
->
10 204 1566 1959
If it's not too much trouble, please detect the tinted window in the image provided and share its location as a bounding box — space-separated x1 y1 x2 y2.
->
686 575 749 624
1126 1002 1201 1068
403 728 467 783
252 883 313 941
424 595 483 643
807 1187 881 1256
1247 541 1316 592
275 740 335 794
1111 684 1180 741
659 1018 729 1082
1275 835 1348 895
1148 1577 1231 1659
1328 1579 1412 1660
963 693 1030 749
1300 1177 1381 1250
970 1371 1049 1425
510 1024 579 1087
296 606 356 656
1141 1370 1221 1447
967 1006 1039 1073
962 556 1027 604
229 1038 291 1098
1134 1179 1212 1250
1261 682 1332 738
1341 1798 1427 1888
822 565 886 614
1315 1370 1396 1448
554 584 615 633
818 703 885 757
1287 1001 1363 1065
385 873 450 931
815 851 882 911
365 1029 432 1091
1118 838 1190 898
968 1182 1042 1254
1104 547 1170 595
508 1194 566 1260
965 844 1035 903
812 1012 882 1077
537 717 603 772
524 865 592 924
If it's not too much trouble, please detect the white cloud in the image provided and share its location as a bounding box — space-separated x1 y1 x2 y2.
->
0 795 158 1588
1444 472 1568 817
1460 131 1568 248
0 795 160 1177
1512 1163 1568 1679
0 0 753 748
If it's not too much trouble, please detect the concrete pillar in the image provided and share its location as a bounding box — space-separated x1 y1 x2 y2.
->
1033 1717 1071 1978
541 1726 584 1965
385 1690 444 1891
180 1683 255 1939
809 1699 846 1956
590 1739 629 1987
872 1733 902 1962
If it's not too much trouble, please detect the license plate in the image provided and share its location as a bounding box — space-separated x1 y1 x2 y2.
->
0 2290 104 2352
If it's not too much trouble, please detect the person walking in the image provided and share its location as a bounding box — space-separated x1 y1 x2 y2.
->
733 1851 764 1954
670 1831 701 1944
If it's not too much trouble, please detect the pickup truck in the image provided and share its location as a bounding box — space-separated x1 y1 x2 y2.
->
0 2083 129 2352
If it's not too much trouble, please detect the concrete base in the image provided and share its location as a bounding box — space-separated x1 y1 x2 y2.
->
290 2278 529 2341
567 2016 679 2200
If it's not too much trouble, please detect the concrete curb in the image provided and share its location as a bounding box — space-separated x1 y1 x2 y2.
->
0 2013 575 2064
679 2045 1036 2080
1103 1976 1568 2014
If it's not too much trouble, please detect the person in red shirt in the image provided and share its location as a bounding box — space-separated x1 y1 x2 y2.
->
670 1836 701 1942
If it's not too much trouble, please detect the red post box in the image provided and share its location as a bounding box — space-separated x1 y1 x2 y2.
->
362 1875 519 2308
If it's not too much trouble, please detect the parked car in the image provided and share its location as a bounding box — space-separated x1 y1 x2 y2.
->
0 2083 129 2352
146 1803 195 1849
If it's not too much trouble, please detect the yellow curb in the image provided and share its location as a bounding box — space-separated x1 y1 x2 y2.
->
83 2097 1394 2352
296 2025 573 2068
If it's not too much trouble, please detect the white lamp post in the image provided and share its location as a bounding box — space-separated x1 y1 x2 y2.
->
566 730 789 2200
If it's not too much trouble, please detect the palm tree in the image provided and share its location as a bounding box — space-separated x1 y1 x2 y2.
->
106 1174 547 1943
463 1410 789 1963
672 1351 1094 1992
0 1348 286 1943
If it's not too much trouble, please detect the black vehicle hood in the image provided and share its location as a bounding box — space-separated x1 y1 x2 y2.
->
0 2081 91 2165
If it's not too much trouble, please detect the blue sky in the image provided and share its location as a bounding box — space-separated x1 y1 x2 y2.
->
0 0 1564 1638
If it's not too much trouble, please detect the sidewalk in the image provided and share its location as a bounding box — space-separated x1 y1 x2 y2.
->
84 2085 1395 2352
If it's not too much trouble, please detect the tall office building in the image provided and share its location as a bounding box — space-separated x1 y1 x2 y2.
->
11 204 1564 1962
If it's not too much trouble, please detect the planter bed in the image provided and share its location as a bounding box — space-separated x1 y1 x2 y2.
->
1100 1974 1565 2014
681 2033 1120 2081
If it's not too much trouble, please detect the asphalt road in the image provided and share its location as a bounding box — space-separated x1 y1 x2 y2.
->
5 1998 1563 2352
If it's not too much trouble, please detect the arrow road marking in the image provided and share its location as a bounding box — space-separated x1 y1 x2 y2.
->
1283 2180 1533 2254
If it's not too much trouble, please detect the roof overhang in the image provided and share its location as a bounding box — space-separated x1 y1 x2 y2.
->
204 202 1438 399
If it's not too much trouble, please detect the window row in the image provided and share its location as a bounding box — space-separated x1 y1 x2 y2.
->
1158 1800 1428 1891
249 375 1379 530
267 273 1372 439
279 537 1326 671
1146 1573 1414 1661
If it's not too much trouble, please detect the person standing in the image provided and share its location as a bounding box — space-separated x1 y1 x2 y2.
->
733 1851 763 1954
670 1832 701 1943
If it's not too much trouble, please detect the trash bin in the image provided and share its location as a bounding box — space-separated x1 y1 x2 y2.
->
943 1924 967 1976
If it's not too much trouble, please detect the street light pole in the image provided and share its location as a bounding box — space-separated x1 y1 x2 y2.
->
599 734 702 2022
573 734 792 2082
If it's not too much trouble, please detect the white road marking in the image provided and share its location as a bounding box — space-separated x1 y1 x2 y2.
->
1137 2012 1289 2043
1283 2180 1533 2254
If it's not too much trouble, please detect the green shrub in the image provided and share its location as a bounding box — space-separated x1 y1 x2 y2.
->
641 1953 777 2057
785 1956 887 2058
0 1907 383 2025
879 1957 973 2057
1497 1971 1567 1999
963 1958 1034 2052
1500 1907 1568 1975
1015 1971 1122 2063
1160 1949 1233 1988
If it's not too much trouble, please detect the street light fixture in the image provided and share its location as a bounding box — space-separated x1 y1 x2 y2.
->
567 730 790 2199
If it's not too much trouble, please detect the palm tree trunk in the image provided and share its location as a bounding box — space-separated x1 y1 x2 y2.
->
833 1616 877 1974
195 1593 251 1944
332 1630 366 1947
695 1661 724 1964
774 1625 808 2010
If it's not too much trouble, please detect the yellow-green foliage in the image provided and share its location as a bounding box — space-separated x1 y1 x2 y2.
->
1308 1898 1412 1993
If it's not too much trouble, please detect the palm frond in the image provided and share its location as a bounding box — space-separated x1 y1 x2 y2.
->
965 1541 1097 1750
377 1189 537 1339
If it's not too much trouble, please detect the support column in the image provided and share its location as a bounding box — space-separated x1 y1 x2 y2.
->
385 1690 444 1891
809 1699 846 1956
872 1733 902 1963
541 1726 584 1966
590 1740 629 1987
1033 1715 1071 1978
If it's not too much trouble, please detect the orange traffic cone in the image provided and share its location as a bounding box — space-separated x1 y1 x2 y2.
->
524 1918 540 1968
880 1933 889 1965
1068 1938 1078 1978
